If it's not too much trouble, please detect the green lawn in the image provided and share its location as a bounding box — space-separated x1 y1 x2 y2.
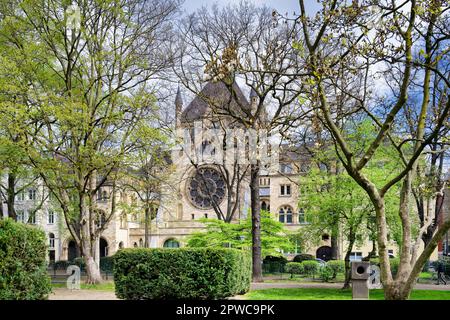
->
263 273 346 283
244 288 450 300
52 281 115 291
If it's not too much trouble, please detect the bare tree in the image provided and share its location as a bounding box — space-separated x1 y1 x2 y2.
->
175 2 304 281
294 0 450 299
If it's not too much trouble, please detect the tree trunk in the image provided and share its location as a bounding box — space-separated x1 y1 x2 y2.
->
84 251 103 284
368 237 377 259
80 192 103 284
144 206 149 248
250 162 263 282
384 283 410 300
81 235 103 284
330 234 339 260
7 173 16 221
342 232 356 289
370 191 392 286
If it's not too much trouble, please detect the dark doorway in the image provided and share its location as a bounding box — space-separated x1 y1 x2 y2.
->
48 250 55 263
68 240 79 261
316 246 332 261
100 238 108 257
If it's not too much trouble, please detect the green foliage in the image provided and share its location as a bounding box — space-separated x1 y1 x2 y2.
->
262 255 288 274
72 257 86 270
297 120 402 256
0 219 52 300
327 260 345 278
113 248 251 299
370 258 400 276
187 211 293 257
263 255 288 264
100 256 114 272
318 265 334 282
285 262 304 278
293 253 314 263
301 260 320 277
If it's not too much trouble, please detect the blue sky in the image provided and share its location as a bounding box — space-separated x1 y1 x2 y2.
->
182 0 319 16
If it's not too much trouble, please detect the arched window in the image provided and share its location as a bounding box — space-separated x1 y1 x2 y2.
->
163 239 180 248
49 233 55 248
100 238 108 257
133 242 138 248
261 201 267 211
279 206 293 224
139 238 143 247
118 242 124 249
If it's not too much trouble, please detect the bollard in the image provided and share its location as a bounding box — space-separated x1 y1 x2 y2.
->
351 261 370 300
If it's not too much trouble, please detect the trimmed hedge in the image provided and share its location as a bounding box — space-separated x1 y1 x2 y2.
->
293 253 314 263
302 260 319 277
0 219 51 300
285 262 304 278
327 260 345 279
114 248 251 299
318 265 334 282
100 256 114 272
262 255 287 274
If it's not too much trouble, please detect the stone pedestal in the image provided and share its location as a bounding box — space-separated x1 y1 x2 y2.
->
351 261 370 300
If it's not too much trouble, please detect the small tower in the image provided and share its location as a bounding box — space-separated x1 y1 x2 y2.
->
249 83 258 115
175 86 183 128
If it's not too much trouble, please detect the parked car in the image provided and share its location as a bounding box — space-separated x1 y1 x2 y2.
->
315 258 327 266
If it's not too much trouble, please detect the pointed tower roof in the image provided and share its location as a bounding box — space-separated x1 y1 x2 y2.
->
180 81 250 123
175 86 183 109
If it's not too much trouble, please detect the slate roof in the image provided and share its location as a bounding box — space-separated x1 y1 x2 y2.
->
180 81 251 123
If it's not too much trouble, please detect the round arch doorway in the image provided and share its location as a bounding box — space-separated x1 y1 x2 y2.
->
68 240 80 261
100 238 109 257
316 246 332 261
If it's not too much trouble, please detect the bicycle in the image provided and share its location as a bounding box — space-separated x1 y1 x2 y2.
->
431 271 450 285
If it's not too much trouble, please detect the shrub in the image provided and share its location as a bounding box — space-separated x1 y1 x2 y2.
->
369 257 400 276
293 253 314 263
301 260 319 277
319 265 334 282
53 260 70 271
390 258 400 275
114 248 251 299
263 255 288 264
285 262 304 278
72 257 86 270
100 256 114 272
327 260 345 279
262 255 287 273
0 218 52 300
